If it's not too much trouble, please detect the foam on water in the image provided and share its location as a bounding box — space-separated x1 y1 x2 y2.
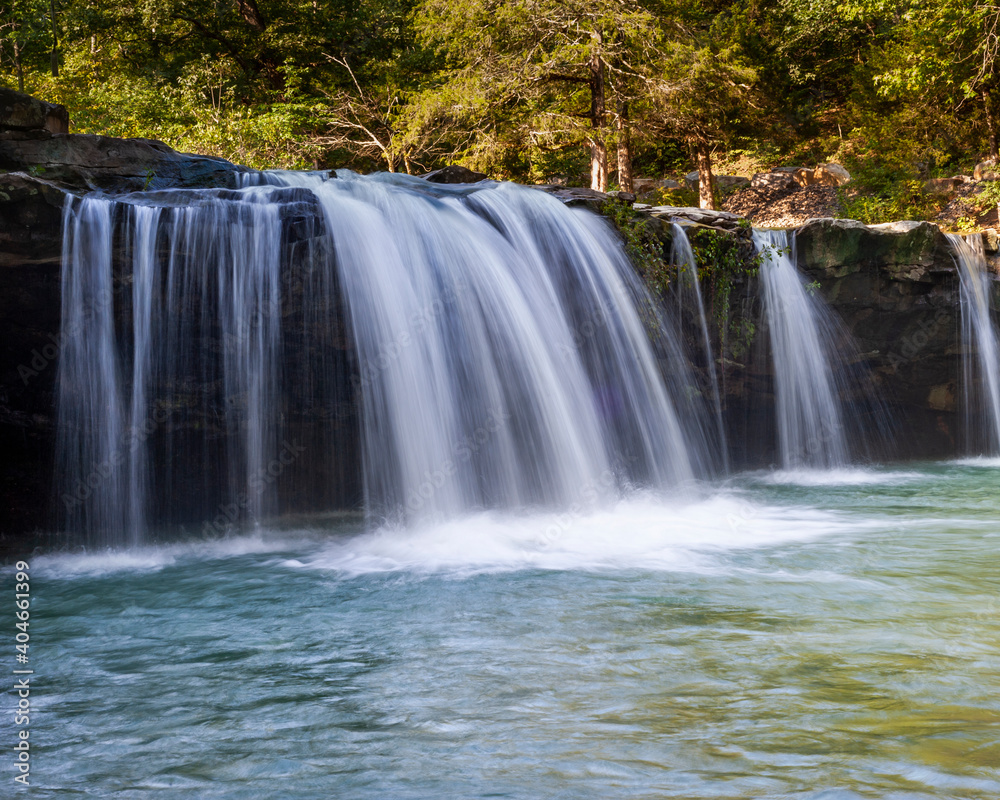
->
758 468 924 486
29 532 312 578
296 492 853 576
951 455 1000 467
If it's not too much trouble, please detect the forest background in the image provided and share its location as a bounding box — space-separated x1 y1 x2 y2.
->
2 0 998 223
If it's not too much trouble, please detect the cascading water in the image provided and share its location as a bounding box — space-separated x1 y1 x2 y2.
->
55 174 711 543
754 228 849 469
949 232 1000 455
56 190 303 545
669 222 729 473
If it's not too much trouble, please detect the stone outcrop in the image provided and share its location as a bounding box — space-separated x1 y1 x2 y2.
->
0 132 248 193
0 108 253 553
791 218 961 459
0 174 66 550
640 205 745 233
751 171 798 191
422 164 488 184
813 162 851 186
974 159 998 181
0 88 248 194
0 89 69 134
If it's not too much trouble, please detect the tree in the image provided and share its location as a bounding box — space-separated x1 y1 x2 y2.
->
404 0 667 189
871 0 1000 162
0 0 53 90
638 4 759 209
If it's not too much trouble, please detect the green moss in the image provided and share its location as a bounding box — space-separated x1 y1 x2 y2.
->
599 201 760 358
598 200 673 295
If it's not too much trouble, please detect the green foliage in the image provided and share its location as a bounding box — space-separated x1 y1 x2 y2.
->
598 200 671 293
0 0 995 213
687 225 760 349
836 180 940 225
975 180 1000 210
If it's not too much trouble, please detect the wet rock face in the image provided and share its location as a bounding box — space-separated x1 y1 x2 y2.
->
0 175 66 547
794 218 963 460
0 118 252 549
422 164 488 184
0 98 986 545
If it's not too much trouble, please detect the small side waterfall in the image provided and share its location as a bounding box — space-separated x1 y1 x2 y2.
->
669 223 729 472
755 228 849 469
949 233 1000 455
55 174 712 543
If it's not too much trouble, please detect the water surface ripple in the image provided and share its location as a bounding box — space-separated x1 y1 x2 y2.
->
24 463 1000 798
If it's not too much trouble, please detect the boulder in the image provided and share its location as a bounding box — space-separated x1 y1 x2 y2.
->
422 165 488 184
685 172 749 191
795 217 949 279
813 163 851 186
633 177 682 194
750 171 797 191
974 159 998 181
982 228 1000 254
606 190 636 203
647 205 744 232
924 177 959 196
793 168 816 187
0 131 247 193
715 175 751 190
0 88 69 134
535 185 608 210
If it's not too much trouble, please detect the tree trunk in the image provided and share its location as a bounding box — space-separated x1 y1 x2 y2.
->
49 0 59 77
696 143 716 211
985 89 999 163
588 36 608 193
616 98 633 193
14 38 23 93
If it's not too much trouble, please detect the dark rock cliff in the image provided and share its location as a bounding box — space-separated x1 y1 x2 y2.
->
0 91 991 552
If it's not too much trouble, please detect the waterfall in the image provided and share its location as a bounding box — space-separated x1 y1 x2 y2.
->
55 174 710 543
56 197 129 541
949 233 1000 455
755 228 849 469
669 223 729 473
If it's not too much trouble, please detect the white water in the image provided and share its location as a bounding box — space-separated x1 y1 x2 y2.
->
755 229 849 469
56 197 130 540
310 174 702 520
949 232 1000 455
669 223 728 471
55 174 713 542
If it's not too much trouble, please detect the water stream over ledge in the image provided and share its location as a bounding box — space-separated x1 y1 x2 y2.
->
27 174 1000 798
